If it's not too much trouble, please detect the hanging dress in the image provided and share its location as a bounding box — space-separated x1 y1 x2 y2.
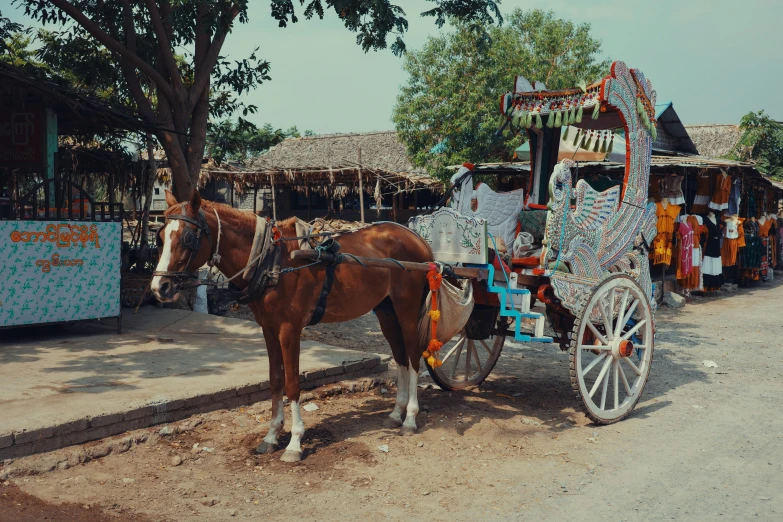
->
679 215 705 291
651 201 681 265
709 174 731 211
648 176 663 203
728 177 742 216
702 217 724 289
691 174 712 214
675 219 694 279
721 217 740 267
777 217 783 269
759 219 774 281
662 175 686 205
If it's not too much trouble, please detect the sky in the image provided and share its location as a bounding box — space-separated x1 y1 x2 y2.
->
2 0 781 134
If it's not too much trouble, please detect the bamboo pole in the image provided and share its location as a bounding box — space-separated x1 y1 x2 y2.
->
358 147 365 223
290 250 485 279
269 174 277 220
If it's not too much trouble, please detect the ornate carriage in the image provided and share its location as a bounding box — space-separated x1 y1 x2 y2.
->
409 62 658 424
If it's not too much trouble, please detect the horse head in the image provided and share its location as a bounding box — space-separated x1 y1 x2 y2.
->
151 189 215 302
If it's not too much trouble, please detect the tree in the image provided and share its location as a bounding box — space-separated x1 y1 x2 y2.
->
728 110 783 180
16 0 502 199
393 9 611 182
206 119 312 164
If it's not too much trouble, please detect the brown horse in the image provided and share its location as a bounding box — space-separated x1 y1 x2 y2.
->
151 190 433 462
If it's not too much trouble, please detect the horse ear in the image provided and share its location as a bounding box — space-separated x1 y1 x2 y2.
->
189 189 202 213
164 189 178 208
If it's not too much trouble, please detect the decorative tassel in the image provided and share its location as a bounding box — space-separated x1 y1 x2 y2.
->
651 124 658 141
583 132 592 150
562 126 570 141
600 133 607 153
573 128 581 147
592 102 601 120
535 112 543 129
525 111 533 129
593 133 601 153
546 111 555 128
607 134 614 154
579 131 587 149
576 105 583 123
554 110 562 128
567 106 575 125
636 97 644 116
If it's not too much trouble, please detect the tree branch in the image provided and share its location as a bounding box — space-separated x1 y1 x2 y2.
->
50 0 176 103
143 0 187 103
189 4 239 106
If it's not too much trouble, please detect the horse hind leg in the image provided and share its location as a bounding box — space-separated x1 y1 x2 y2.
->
375 300 410 429
391 287 425 436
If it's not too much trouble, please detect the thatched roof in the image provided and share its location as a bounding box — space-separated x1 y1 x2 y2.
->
243 131 442 192
684 124 742 159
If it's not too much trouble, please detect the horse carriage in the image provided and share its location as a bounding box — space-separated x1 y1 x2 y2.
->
152 61 658 462
406 61 659 424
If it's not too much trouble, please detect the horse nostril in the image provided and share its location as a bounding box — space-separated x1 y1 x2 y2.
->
159 280 172 296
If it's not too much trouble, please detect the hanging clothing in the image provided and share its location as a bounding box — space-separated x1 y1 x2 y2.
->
691 174 712 214
721 217 740 267
702 217 724 289
709 174 731 211
777 218 783 269
739 219 762 284
678 215 704 291
651 202 681 265
759 219 775 280
648 176 662 203
676 219 694 278
728 177 742 215
661 175 685 205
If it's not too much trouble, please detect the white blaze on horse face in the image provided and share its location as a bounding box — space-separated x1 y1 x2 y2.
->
402 363 419 431
285 401 305 455
389 364 409 425
151 220 181 293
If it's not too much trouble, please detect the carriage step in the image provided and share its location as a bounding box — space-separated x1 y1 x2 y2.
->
485 264 553 344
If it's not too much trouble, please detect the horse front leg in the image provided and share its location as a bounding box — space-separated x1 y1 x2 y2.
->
279 323 305 463
400 363 420 436
256 330 285 454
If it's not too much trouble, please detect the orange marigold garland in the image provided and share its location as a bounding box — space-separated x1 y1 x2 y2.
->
424 264 444 368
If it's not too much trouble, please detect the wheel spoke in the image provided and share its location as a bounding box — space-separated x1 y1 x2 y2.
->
619 298 640 332
621 319 646 341
582 351 607 375
613 361 619 409
623 356 642 376
618 361 633 395
479 339 493 356
600 364 610 409
589 357 613 398
614 288 630 338
450 337 465 379
586 321 609 345
472 340 482 371
442 336 466 364
578 344 611 351
599 297 614 341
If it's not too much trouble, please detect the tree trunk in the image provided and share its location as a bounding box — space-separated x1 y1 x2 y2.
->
139 134 157 267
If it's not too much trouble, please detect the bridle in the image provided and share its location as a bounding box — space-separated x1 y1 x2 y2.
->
153 203 219 284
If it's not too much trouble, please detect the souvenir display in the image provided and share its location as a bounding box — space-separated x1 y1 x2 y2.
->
708 172 731 211
721 216 741 267
691 173 712 214
651 200 681 265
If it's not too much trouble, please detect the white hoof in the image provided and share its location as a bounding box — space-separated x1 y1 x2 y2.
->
399 425 417 437
280 450 302 463
383 417 403 429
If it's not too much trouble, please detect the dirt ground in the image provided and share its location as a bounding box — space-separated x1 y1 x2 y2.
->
2 280 782 521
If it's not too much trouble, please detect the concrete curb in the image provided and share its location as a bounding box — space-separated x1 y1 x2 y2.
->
0 356 389 461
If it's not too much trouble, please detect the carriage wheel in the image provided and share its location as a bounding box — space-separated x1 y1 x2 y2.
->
569 274 654 424
425 328 505 391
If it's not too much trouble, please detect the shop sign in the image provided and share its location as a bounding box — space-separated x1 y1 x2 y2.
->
0 108 45 166
0 220 121 327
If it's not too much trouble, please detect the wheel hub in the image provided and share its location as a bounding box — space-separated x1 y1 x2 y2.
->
612 339 634 358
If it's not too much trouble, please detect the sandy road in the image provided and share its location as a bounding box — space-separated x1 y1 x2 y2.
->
2 280 782 521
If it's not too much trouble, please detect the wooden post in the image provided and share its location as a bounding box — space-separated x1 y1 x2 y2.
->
306 181 311 220
358 147 365 223
269 174 277 220
253 185 258 214
392 192 398 222
414 189 418 215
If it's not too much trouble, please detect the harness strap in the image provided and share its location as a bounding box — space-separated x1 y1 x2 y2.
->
307 239 342 326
